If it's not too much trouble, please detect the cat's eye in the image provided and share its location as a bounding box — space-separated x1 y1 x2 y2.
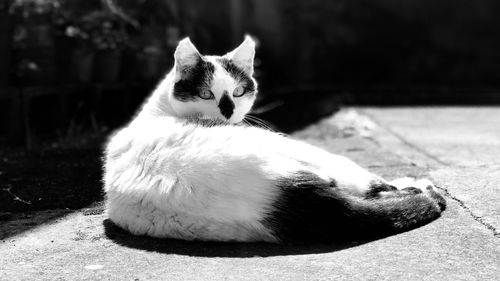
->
233 86 246 97
199 89 215 100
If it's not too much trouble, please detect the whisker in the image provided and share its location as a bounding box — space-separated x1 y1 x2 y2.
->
250 118 274 131
252 116 275 129
243 116 258 127
242 119 252 127
244 114 276 132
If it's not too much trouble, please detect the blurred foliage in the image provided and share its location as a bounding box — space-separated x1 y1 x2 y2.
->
8 0 62 22
2 0 500 87
64 10 129 51
265 0 500 87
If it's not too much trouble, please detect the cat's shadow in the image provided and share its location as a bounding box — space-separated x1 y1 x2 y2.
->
103 219 388 257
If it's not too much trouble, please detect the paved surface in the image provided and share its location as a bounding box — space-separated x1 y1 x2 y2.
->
1 107 500 280
359 107 500 235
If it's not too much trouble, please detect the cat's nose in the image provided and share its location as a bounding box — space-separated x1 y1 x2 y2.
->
218 91 234 119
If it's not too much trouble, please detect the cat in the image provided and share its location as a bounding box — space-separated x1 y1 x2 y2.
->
103 35 446 243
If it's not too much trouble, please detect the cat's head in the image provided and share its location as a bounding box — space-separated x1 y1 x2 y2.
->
169 35 257 124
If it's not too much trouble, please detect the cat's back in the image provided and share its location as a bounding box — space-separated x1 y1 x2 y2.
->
104 116 202 198
103 117 280 242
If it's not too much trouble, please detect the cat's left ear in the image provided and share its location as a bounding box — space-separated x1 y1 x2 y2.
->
225 35 256 76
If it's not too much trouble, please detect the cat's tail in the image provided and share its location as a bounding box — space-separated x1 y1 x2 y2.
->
264 173 446 243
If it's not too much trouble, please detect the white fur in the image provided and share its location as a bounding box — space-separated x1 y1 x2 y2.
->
389 177 438 195
174 38 200 76
105 115 380 241
104 37 408 242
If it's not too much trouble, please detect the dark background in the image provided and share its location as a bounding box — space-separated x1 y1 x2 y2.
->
1 0 500 146
0 0 499 215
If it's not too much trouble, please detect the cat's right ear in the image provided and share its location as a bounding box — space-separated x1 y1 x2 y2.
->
174 38 201 81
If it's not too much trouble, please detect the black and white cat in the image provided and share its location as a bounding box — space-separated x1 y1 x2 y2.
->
104 36 446 243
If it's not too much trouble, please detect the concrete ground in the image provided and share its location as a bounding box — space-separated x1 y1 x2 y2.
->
1 107 499 280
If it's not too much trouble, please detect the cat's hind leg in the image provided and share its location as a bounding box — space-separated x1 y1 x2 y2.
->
391 177 444 202
390 177 439 194
362 177 422 199
264 172 447 243
412 178 447 211
367 177 446 211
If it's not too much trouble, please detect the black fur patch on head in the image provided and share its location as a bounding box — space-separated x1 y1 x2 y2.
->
173 58 215 102
216 58 255 93
218 91 235 119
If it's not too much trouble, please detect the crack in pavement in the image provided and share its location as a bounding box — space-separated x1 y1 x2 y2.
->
375 124 449 167
439 186 500 238
357 109 500 239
